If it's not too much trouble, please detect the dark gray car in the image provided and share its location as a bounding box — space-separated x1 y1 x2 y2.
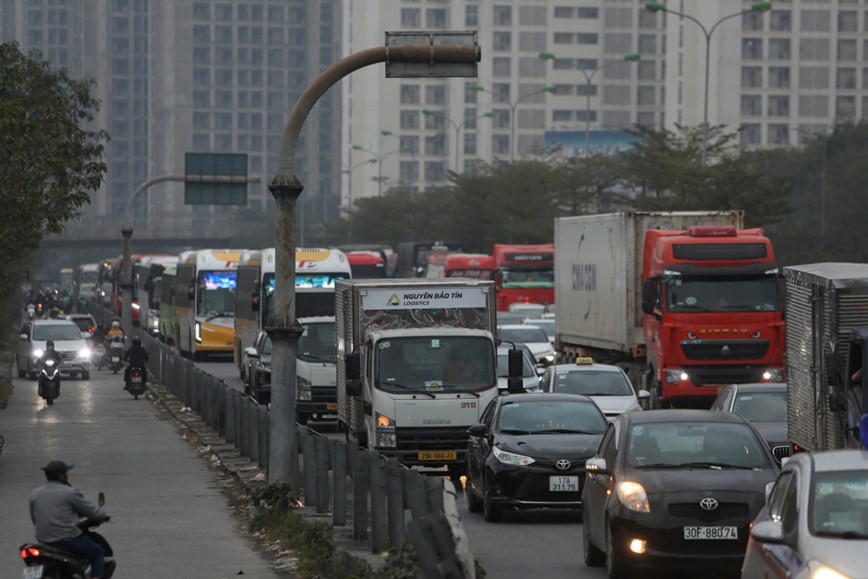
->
710 383 788 462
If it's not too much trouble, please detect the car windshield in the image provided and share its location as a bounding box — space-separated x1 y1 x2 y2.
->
811 470 868 538
733 392 787 423
626 421 770 469
376 336 495 394
196 271 237 318
525 320 555 339
299 322 336 363
497 400 607 434
496 351 535 378
553 370 634 396
499 327 548 344
666 274 778 313
32 324 83 341
501 267 554 289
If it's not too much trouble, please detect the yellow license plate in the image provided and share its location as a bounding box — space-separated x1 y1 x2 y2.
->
326 403 337 411
418 451 457 461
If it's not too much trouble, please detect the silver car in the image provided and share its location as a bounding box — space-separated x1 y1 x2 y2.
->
16 319 92 380
538 359 649 420
742 450 868 579
496 345 541 392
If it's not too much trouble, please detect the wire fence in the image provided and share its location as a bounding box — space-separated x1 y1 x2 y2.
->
88 303 477 578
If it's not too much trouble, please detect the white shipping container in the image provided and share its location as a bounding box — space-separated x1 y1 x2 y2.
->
554 211 744 354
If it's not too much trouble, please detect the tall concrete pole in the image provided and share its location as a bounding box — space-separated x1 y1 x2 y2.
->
268 42 480 483
120 228 133 332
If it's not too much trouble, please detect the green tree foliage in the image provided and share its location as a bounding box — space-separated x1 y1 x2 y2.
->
0 43 108 306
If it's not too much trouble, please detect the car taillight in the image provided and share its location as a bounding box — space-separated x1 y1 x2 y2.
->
132 370 141 377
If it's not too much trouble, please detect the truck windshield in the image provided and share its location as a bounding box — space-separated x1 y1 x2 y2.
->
500 267 554 289
299 322 336 363
376 336 495 395
196 271 237 318
665 274 778 313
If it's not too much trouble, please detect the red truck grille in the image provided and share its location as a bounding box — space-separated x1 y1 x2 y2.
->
681 340 770 361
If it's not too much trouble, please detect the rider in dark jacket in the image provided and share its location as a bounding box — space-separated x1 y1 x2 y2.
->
123 337 149 388
40 340 63 367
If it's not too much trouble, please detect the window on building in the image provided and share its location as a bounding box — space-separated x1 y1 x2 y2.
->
400 110 420 130
639 10 657 28
742 11 764 31
638 61 656 81
465 5 478 27
519 57 544 78
837 68 857 89
800 67 830 89
798 95 829 117
638 34 656 54
400 84 420 105
741 66 762 88
799 39 830 60
603 85 630 105
768 96 790 116
492 135 510 156
554 33 574 44
193 90 210 107
424 161 446 182
575 84 597 96
602 111 630 128
193 2 210 19
400 161 419 183
740 95 762 116
769 67 790 88
739 124 761 145
769 39 791 60
425 85 446 106
493 83 511 104
636 86 655 106
838 11 857 32
464 82 480 104
768 124 790 145
401 8 421 28
603 33 631 54
425 134 446 156
519 31 546 51
493 110 510 129
637 111 656 127
801 10 831 32
838 39 857 61
578 7 599 19
742 38 763 59
863 67 868 90
554 7 574 18
604 7 632 28
463 132 477 156
493 57 511 78
400 136 419 156
426 8 447 28
836 96 856 118
493 32 512 51
494 5 512 26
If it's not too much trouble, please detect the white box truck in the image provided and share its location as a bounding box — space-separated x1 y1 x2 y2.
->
336 278 500 476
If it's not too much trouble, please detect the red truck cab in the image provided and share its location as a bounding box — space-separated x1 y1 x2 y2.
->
641 226 784 407
492 244 555 312
444 254 496 280
346 251 386 279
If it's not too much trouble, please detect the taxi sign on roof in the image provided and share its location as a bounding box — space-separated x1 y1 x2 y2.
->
575 357 594 365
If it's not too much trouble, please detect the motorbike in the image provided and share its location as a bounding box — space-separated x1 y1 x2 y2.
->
125 365 146 400
37 359 61 406
19 492 116 579
25 304 36 320
107 337 125 374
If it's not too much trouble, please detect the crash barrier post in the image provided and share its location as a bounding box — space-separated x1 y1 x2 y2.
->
89 303 476 576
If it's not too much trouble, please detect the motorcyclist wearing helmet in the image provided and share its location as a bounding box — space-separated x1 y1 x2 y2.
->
123 336 148 388
104 320 125 348
39 340 63 367
30 460 110 579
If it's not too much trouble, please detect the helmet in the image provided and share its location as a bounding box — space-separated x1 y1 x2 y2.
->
46 340 55 351
132 337 142 347
111 321 120 329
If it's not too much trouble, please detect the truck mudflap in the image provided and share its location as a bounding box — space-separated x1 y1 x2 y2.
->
378 427 470 468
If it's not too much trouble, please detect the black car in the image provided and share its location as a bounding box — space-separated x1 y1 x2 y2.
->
709 383 789 462
245 331 272 404
465 393 608 522
581 410 778 578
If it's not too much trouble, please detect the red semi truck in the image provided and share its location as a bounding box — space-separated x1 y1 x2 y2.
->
492 243 554 312
554 212 784 408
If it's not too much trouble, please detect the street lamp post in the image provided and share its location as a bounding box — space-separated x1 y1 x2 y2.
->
645 2 772 160
352 144 404 197
470 83 556 162
422 109 494 172
342 156 377 217
538 52 640 157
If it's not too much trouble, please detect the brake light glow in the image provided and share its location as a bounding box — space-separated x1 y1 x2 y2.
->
21 547 40 558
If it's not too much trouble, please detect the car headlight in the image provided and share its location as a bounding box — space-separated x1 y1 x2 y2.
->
297 376 312 400
762 368 784 382
376 413 397 448
810 563 850 579
33 349 44 359
617 481 651 513
493 446 535 466
77 349 91 359
665 368 689 385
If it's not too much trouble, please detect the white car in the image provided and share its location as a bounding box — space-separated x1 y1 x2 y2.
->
538 358 649 420
497 324 555 366
16 319 92 380
523 318 555 345
507 303 546 319
496 345 542 392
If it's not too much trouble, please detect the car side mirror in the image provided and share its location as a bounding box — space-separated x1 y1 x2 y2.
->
467 424 487 437
98 492 105 508
750 520 785 544
345 352 361 381
535 367 545 377
508 348 523 378
637 390 651 400
585 457 608 475
764 481 775 504
245 347 259 359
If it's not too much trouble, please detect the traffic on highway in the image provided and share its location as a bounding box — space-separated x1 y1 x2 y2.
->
11 230 868 578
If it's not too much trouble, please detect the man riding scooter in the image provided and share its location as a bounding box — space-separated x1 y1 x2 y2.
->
123 337 148 391
38 341 63 400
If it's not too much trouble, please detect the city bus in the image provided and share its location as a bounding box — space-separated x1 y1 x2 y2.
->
234 247 351 369
492 243 555 311
173 249 243 359
157 263 177 343
346 250 386 279
138 255 179 336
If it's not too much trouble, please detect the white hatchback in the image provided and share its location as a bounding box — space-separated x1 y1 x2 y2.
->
538 359 649 420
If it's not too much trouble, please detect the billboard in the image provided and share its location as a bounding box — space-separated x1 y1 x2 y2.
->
544 130 640 158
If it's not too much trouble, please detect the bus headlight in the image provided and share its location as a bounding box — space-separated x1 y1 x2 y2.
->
194 322 202 343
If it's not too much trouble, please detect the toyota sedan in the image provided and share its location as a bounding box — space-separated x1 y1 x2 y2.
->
582 410 778 578
465 393 607 522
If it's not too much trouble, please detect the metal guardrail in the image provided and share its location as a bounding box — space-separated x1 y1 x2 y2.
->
88 303 476 578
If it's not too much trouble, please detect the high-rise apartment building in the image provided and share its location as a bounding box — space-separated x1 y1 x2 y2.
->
1 0 342 233
661 0 867 147
342 0 666 205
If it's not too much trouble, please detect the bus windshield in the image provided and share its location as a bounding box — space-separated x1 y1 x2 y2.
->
261 272 349 320
196 271 237 318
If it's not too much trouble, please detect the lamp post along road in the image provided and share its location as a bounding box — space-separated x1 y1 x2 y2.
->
422 109 493 173
351 144 403 197
538 52 640 157
469 83 554 163
268 38 480 483
645 2 772 161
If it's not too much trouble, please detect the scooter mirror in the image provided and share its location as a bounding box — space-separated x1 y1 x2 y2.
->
98 492 105 507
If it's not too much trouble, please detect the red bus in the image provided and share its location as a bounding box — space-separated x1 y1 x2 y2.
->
492 244 554 311
443 254 496 280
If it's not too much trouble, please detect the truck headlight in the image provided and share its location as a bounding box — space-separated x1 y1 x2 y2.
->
762 368 784 382
493 446 535 466
376 413 397 448
617 481 651 513
194 322 202 343
297 376 312 401
810 562 850 579
665 368 689 385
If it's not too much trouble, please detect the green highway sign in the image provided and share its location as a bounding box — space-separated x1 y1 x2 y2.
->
184 152 249 205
